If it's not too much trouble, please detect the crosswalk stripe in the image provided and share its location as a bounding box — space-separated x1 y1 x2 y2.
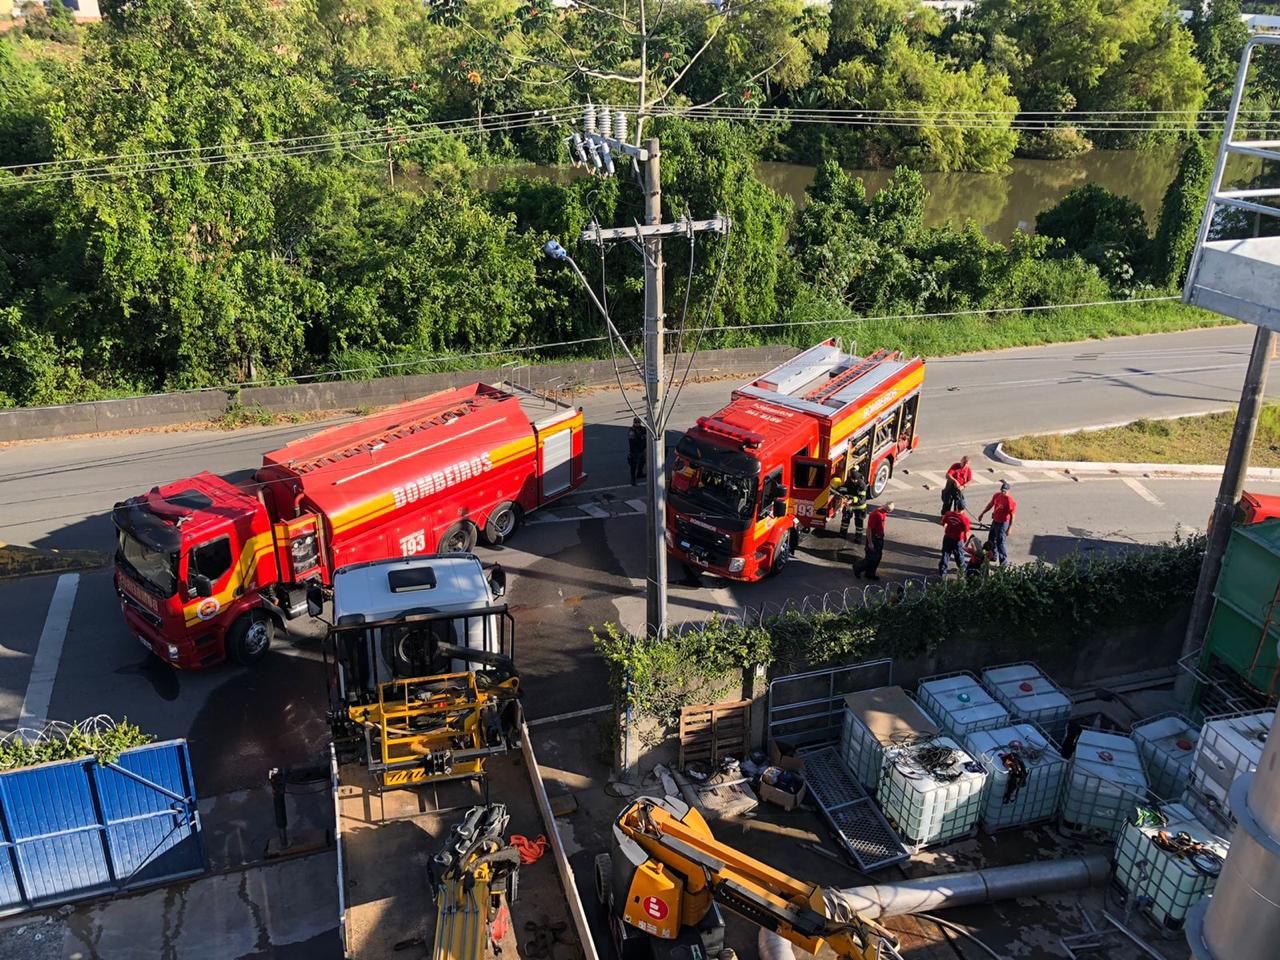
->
885 478 910 491
580 503 610 519
1004 470 1028 483
1041 470 1064 481
967 474 995 485
1122 477 1165 507
913 471 945 486
626 499 648 513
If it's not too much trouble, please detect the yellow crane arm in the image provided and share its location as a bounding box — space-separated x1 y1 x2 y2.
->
612 797 897 960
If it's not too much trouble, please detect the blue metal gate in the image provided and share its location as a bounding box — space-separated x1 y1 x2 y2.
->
0 739 204 914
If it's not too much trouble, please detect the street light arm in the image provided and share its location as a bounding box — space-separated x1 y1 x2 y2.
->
544 241 646 382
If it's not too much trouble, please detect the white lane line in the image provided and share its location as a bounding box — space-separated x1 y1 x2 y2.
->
578 483 635 495
885 478 910 491
1122 477 1165 507
1004 470 1029 483
626 499 648 513
20 573 79 728
913 471 945 486
580 504 610 519
528 704 612 727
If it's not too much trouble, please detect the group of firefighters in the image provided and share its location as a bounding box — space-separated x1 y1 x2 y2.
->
830 454 1017 583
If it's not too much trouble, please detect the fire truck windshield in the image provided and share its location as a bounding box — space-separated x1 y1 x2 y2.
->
116 529 178 597
670 457 757 523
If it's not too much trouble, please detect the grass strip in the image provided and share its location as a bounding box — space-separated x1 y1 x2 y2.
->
1003 404 1280 468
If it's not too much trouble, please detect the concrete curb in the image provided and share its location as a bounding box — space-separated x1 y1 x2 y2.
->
990 441 1280 481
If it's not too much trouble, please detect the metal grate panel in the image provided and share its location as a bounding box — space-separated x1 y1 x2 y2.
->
800 746 906 872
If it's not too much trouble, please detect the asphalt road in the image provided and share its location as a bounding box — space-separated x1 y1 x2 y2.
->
0 324 1275 800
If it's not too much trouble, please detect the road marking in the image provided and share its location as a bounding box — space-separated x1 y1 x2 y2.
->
579 483 634 495
528 704 612 727
1122 477 1165 507
580 504 610 519
20 573 79 728
967 474 994 485
913 471 945 486
1041 470 1064 481
527 513 587 526
1004 470 1028 483
626 499 648 513
885 478 910 491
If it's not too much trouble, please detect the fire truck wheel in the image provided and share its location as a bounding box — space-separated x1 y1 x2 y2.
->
438 521 478 554
228 612 273 665
870 459 893 498
769 531 794 577
484 503 522 545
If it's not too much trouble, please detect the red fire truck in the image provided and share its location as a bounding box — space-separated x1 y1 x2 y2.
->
112 383 584 669
667 340 925 581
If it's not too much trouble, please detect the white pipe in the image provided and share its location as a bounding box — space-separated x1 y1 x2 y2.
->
826 854 1111 921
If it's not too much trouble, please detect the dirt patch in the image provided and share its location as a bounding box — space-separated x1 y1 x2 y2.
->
0 544 109 580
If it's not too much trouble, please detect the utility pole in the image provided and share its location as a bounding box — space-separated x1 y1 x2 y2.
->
640 137 668 638
1179 325 1276 690
564 106 730 644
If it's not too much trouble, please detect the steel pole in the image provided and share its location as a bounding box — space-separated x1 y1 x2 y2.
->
642 137 668 640
1178 325 1276 699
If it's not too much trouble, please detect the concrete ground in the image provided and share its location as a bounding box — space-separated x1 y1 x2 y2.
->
0 325 1269 955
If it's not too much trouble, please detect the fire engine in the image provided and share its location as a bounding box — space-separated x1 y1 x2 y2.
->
667 340 925 581
112 383 584 669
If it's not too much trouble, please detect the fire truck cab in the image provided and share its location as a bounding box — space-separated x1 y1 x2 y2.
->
667 340 925 581
113 383 583 670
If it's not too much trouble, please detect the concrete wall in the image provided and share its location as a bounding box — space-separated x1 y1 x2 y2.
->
0 345 799 443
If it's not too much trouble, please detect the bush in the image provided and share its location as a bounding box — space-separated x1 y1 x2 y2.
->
596 537 1205 721
0 718 154 771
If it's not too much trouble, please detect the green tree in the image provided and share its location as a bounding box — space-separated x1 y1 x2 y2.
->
1189 0 1249 111
1149 139 1213 287
1036 184 1150 286
0 40 61 166
962 0 1205 144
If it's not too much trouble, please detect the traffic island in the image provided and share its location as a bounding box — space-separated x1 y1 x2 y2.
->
993 407 1280 480
0 543 108 580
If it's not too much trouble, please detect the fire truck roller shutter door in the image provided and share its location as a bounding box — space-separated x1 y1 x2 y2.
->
541 427 573 499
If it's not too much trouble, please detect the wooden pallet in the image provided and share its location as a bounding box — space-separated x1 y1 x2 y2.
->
679 699 751 770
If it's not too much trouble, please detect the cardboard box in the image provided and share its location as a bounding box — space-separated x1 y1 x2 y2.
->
759 759 807 810
769 742 807 772
759 778 807 811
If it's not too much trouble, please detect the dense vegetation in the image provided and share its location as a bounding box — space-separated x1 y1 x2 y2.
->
596 536 1205 723
0 0 1266 407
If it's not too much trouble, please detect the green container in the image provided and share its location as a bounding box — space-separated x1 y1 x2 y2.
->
1202 517 1280 694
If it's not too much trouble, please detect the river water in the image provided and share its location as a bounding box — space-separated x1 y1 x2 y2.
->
474 146 1228 242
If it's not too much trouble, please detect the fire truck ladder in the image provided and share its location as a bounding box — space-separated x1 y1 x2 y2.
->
290 395 494 473
803 349 896 404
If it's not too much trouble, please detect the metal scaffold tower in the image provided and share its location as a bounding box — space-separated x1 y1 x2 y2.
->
1180 33 1280 960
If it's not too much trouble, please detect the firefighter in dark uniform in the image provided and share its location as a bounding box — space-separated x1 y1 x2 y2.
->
828 468 870 543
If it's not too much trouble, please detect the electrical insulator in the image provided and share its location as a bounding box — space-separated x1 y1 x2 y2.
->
614 112 627 143
585 138 604 171
569 132 588 167
598 106 612 139
583 103 597 135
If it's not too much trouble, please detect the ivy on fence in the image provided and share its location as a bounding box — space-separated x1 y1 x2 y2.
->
595 536 1206 723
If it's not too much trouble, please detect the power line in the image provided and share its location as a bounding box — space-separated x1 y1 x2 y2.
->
1 111 572 187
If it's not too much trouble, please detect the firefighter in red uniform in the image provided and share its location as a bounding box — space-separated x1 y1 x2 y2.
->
853 502 894 581
977 480 1016 566
939 508 971 575
941 455 972 515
